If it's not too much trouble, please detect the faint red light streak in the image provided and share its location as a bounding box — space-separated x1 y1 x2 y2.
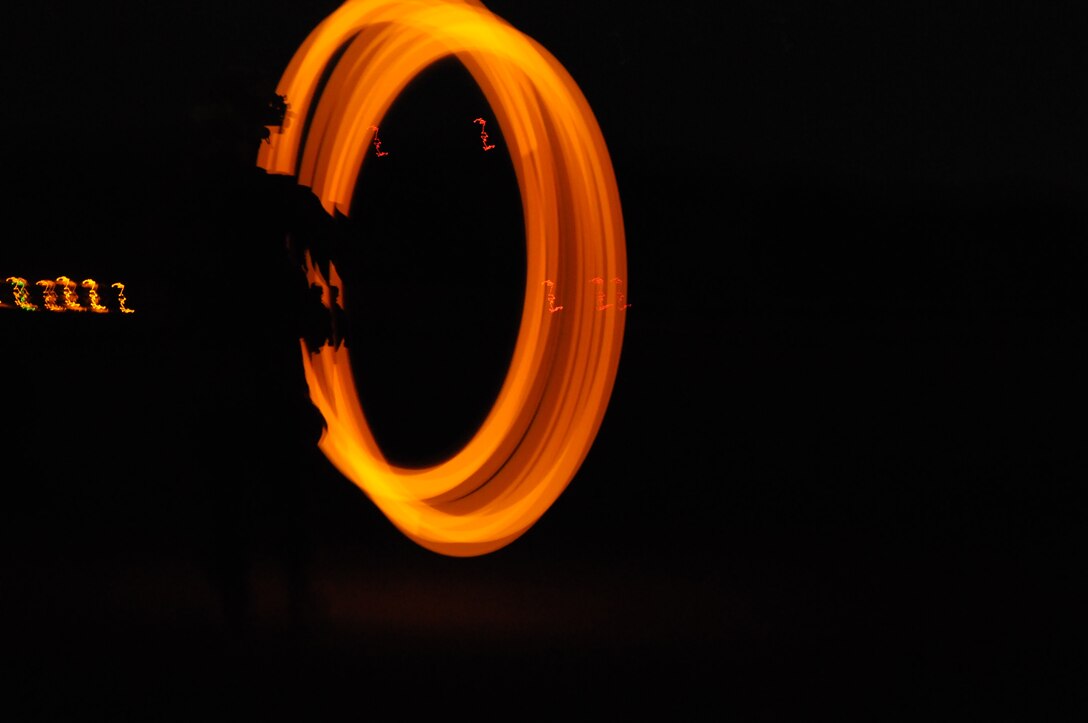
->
591 276 630 311
542 279 563 313
474 117 496 151
369 125 389 156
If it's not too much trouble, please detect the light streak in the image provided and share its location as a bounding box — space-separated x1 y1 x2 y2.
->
591 276 611 311
369 125 389 157
592 276 630 311
36 280 66 312
543 280 563 313
6 277 38 311
111 283 135 314
474 117 496 151
258 0 626 556
81 279 109 313
56 277 86 312
611 277 631 310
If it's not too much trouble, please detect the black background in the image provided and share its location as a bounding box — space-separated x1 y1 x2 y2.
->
2 1 1084 719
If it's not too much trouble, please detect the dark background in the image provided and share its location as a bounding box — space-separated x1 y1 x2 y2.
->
2 1 1084 719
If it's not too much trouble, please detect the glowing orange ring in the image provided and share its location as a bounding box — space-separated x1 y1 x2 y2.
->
258 0 626 556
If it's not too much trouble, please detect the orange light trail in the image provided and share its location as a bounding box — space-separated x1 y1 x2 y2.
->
36 279 65 312
81 279 109 313
111 283 135 314
56 277 86 312
258 0 626 556
6 277 38 311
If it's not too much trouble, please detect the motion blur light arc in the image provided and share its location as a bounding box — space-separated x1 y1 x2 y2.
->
258 0 626 556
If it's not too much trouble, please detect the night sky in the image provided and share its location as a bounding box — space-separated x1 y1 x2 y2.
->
2 1 1084 719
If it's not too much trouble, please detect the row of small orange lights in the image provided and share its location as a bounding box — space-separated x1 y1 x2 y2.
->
2 276 134 313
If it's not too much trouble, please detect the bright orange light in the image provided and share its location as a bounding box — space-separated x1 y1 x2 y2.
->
81 279 110 313
36 279 66 312
259 0 626 556
111 283 135 314
56 277 86 312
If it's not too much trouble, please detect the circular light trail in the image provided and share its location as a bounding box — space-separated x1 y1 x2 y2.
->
257 0 626 556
